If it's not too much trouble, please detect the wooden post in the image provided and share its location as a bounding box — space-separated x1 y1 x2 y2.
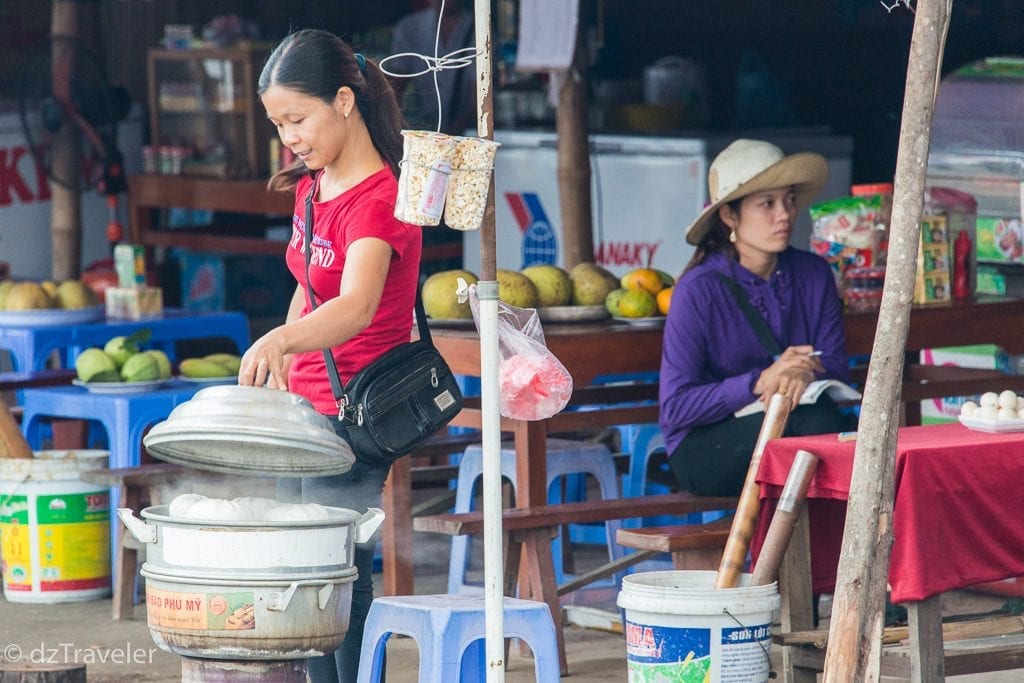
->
714 393 790 588
0 663 87 683
555 3 593 270
822 1 952 680
50 0 84 281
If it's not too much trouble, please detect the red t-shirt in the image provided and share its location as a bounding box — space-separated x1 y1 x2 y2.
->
284 168 422 414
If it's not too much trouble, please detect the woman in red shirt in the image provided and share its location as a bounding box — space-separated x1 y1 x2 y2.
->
238 29 421 683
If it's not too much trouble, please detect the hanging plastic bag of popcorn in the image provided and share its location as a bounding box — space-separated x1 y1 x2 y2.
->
444 136 501 231
394 130 456 226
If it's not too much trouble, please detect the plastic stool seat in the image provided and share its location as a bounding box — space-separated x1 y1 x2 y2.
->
622 423 732 529
448 438 623 594
357 594 560 683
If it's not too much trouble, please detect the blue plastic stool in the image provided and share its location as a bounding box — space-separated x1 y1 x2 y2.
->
19 382 204 572
357 594 560 683
448 438 624 593
624 425 731 523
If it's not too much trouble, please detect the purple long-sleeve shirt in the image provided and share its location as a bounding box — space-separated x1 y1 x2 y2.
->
659 248 850 455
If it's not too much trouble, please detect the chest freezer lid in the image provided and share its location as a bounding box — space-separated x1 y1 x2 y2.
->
494 129 706 156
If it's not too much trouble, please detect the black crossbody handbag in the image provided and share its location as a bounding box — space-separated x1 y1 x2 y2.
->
302 179 463 465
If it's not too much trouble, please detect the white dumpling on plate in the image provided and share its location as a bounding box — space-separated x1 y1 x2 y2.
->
979 392 999 408
978 405 1000 421
998 390 1018 410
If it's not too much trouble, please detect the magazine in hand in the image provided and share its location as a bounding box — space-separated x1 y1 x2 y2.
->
734 379 862 418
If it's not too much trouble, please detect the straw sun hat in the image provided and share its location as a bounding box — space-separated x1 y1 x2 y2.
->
685 139 829 245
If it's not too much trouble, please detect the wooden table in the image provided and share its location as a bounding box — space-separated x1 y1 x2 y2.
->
381 297 1024 596
753 424 1024 681
843 296 1024 356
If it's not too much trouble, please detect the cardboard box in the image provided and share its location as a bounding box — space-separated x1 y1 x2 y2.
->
105 286 163 320
976 216 1024 263
919 344 1011 424
914 216 951 303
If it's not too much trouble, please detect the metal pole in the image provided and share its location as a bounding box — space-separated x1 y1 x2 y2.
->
473 0 504 680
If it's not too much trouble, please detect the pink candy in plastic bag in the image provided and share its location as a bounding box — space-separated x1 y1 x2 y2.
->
462 281 573 421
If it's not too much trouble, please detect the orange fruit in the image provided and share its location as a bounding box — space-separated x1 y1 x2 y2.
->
656 286 673 315
618 288 657 318
620 268 665 295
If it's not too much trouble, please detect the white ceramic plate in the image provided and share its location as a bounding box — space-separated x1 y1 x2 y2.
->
958 414 1024 433
72 378 171 394
0 306 104 327
427 317 476 328
177 375 237 385
537 305 609 323
612 315 666 327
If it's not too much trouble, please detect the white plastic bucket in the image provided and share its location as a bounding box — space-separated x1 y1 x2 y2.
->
0 450 112 603
617 570 780 683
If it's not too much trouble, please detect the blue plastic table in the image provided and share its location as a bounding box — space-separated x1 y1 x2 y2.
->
0 309 250 371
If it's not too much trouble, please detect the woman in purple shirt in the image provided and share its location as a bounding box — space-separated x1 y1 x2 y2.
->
660 139 852 496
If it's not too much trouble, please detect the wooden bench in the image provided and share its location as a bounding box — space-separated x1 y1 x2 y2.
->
615 518 733 571
413 491 736 673
777 608 1024 680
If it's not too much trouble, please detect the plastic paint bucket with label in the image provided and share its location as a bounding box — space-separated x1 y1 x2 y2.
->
0 450 111 603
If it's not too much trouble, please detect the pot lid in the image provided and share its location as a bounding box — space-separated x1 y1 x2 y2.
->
143 385 355 477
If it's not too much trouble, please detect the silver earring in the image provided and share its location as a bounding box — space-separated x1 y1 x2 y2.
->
344 112 350 119
729 228 737 243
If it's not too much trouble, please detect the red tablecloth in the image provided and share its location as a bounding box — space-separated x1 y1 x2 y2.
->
750 423 1024 603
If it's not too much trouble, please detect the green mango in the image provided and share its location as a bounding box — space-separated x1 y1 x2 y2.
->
180 358 235 378
121 353 160 382
203 353 242 375
75 348 118 383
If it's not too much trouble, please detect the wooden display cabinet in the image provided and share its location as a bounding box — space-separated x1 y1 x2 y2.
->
147 44 274 179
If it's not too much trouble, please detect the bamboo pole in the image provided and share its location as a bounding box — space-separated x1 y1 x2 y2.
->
750 449 819 586
714 393 791 588
822 1 952 680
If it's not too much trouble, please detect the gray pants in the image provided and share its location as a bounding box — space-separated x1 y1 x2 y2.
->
277 420 391 683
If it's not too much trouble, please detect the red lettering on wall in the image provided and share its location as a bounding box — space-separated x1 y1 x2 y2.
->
594 241 661 268
32 146 50 202
0 146 35 206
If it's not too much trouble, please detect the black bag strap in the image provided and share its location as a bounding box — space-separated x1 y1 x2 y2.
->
302 174 434 406
713 271 782 358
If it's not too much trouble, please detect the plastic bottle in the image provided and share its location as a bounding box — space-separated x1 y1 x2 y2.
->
954 230 972 300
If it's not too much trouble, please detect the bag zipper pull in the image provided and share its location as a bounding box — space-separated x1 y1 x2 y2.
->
431 367 439 388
